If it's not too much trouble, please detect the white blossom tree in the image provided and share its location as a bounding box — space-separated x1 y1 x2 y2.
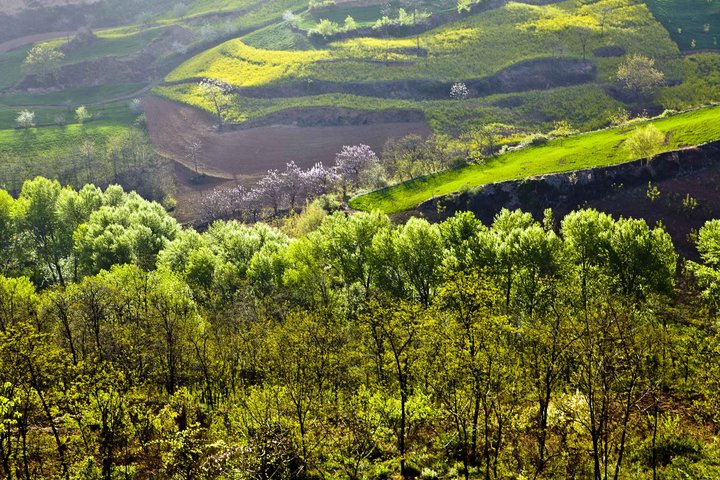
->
450 82 470 100
282 161 307 212
16 110 35 129
198 78 234 129
303 162 339 197
334 144 379 199
255 169 286 216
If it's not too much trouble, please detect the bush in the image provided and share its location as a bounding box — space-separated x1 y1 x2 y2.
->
624 124 665 159
308 19 342 39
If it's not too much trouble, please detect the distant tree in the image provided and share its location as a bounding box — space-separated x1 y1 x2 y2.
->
343 15 357 31
15 110 35 129
75 106 92 125
22 44 64 83
457 0 480 13
197 79 234 130
184 138 203 175
461 124 508 161
576 26 593 61
255 169 286 216
281 161 306 212
309 19 342 38
624 124 665 162
616 55 665 99
608 107 630 127
450 82 470 100
302 162 339 197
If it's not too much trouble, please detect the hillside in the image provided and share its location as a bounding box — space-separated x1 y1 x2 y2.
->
2 1 720 479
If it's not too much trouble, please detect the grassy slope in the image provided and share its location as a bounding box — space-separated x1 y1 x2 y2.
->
349 105 720 213
645 0 720 50
0 48 28 90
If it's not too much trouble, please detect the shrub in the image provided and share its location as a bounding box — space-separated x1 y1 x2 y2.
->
624 124 665 160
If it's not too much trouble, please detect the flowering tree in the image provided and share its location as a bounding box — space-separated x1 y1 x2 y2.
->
334 144 379 199
198 79 234 129
303 162 339 197
255 169 286 216
282 161 306 212
16 110 35 129
450 82 470 100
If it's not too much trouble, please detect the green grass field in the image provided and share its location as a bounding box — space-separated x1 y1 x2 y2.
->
0 84 146 108
350 105 720 213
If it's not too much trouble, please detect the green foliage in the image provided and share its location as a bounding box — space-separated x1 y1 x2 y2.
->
0 182 717 478
624 124 666 160
22 43 64 82
616 54 665 99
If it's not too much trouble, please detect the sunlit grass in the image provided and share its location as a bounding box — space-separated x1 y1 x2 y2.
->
350 105 720 213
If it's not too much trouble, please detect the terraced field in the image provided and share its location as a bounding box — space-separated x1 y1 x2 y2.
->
166 0 679 89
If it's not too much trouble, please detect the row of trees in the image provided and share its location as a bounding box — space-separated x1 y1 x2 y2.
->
201 138 473 222
0 127 171 204
1 179 720 478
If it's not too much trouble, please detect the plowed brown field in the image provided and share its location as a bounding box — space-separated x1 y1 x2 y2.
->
145 96 432 180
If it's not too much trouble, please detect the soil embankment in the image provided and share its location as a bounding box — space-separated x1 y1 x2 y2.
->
412 141 720 257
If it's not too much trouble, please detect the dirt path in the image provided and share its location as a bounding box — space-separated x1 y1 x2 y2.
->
145 96 432 179
0 31 73 53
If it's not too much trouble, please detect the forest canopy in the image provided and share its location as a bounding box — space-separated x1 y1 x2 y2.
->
0 179 718 479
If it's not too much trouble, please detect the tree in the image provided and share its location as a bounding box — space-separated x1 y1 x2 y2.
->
17 177 71 285
75 106 92 125
334 144 379 200
15 110 35 129
624 124 665 162
197 79 234 130
254 169 286 216
184 138 203 175
0 191 18 275
73 192 180 275
361 301 429 477
281 161 306 212
686 219 720 308
450 82 470 100
22 44 64 83
616 55 665 99
431 271 513 478
302 162 339 197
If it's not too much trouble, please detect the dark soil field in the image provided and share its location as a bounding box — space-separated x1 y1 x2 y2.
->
145 95 432 220
145 96 432 178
